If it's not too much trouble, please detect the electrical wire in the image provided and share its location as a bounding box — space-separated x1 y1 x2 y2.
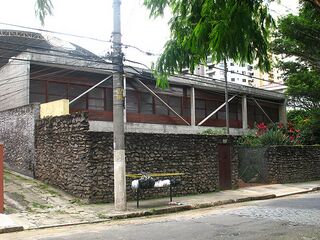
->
0 22 160 57
124 58 287 87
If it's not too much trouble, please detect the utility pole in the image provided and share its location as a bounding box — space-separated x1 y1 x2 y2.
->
112 0 126 211
224 58 230 135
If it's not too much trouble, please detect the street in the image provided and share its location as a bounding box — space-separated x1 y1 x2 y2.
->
3 191 320 240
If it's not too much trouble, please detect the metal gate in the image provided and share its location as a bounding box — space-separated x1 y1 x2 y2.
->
218 144 232 190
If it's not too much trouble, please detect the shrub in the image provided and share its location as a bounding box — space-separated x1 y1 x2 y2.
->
259 129 289 146
237 122 302 147
236 134 261 147
200 128 226 135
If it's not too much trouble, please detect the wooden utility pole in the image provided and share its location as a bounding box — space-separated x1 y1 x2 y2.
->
112 0 126 211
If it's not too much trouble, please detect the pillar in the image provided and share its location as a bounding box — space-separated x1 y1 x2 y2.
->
241 95 248 130
279 99 287 125
190 86 196 126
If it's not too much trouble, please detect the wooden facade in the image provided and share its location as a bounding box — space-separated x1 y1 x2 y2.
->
29 64 280 128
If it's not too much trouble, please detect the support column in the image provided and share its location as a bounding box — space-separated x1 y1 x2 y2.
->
279 99 287 125
190 86 196 126
241 95 248 130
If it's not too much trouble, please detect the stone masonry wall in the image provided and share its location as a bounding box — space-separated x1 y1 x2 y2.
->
266 146 320 183
34 112 92 198
0 103 40 176
35 113 238 203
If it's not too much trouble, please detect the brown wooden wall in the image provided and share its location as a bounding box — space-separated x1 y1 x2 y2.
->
29 64 279 128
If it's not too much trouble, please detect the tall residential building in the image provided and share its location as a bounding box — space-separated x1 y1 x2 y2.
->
194 58 285 92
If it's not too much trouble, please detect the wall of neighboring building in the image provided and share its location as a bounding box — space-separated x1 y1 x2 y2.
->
34 112 239 203
238 146 320 184
0 103 40 176
266 146 320 183
0 56 30 111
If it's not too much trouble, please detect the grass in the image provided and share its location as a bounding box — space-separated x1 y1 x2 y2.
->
69 198 84 205
37 183 61 197
32 202 53 209
97 212 109 219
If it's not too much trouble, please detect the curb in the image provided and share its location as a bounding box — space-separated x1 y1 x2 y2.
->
1 188 319 234
0 226 24 234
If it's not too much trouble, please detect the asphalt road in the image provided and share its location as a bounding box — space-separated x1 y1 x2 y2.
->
4 191 320 240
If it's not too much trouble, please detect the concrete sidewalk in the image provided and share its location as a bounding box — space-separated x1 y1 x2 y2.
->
1 170 320 234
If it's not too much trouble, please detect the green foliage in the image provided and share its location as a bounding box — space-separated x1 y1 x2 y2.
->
200 128 226 135
144 0 274 87
272 2 320 110
35 0 53 26
237 122 302 146
258 129 288 146
236 134 262 147
288 109 320 145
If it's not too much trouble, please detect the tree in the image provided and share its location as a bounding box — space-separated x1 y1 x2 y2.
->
144 0 275 88
273 2 320 144
35 0 53 26
272 2 320 110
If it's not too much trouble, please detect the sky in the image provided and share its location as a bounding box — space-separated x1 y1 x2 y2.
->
0 0 299 68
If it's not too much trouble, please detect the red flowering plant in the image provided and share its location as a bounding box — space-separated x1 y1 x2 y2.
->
286 122 301 144
256 122 268 136
238 122 303 146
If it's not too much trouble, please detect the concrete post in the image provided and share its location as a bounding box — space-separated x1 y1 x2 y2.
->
279 99 287 126
190 86 196 126
241 95 248 130
112 0 126 211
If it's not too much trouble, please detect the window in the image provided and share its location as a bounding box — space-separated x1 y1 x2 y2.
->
48 82 67 102
69 85 87 109
105 88 113 111
126 90 138 113
140 92 153 114
217 106 226 120
206 100 218 119
196 99 206 118
231 78 235 82
88 87 104 111
30 80 46 103
169 96 182 116
242 79 247 83
155 95 168 115
230 62 234 66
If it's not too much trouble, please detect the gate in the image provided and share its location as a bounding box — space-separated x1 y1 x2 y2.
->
218 144 232 190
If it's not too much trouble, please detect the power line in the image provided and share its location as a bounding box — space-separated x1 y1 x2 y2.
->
0 53 115 75
0 22 160 57
124 58 287 87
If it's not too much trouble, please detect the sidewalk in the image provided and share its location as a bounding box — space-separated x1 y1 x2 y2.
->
1 170 320 234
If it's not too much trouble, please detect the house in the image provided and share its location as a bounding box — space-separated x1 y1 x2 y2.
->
0 29 287 199
0 29 286 135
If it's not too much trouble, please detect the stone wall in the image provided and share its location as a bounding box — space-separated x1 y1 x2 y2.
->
35 113 238 203
266 146 320 183
34 112 92 198
0 103 40 176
